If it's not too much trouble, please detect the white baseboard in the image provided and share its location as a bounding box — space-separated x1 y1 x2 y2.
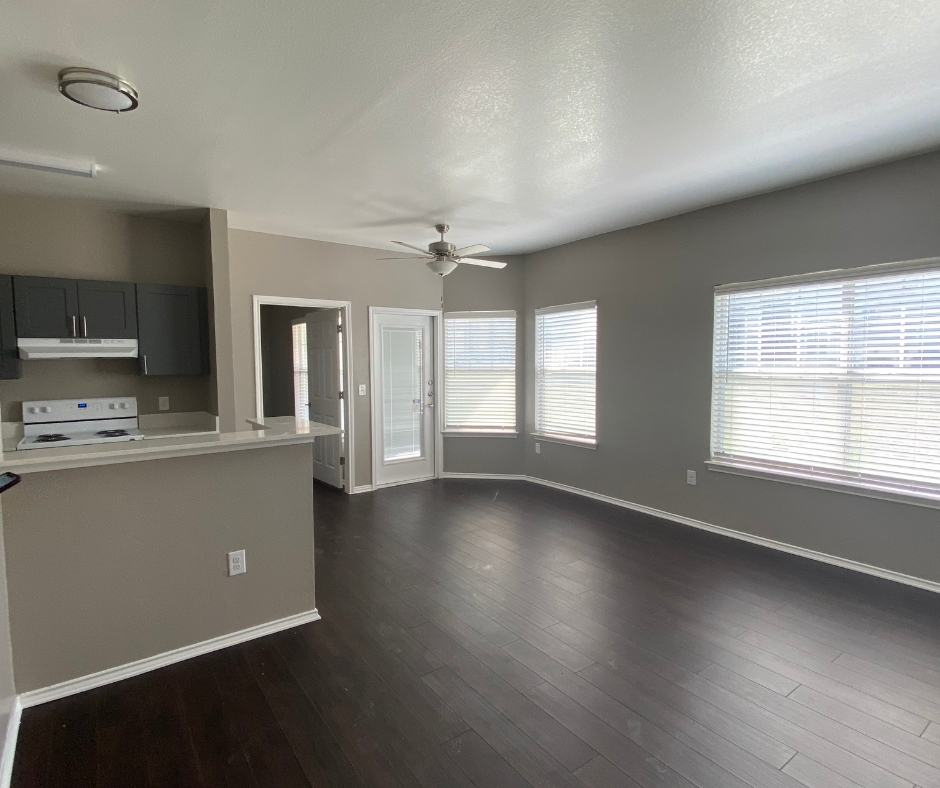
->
0 697 21 788
353 484 374 494
19 608 321 708
442 472 527 481
441 473 940 595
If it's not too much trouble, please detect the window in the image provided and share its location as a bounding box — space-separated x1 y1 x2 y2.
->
291 321 308 420
444 311 516 433
535 302 597 444
710 259 940 502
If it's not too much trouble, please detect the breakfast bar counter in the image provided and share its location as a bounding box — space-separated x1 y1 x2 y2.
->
0 418 342 474
0 418 342 695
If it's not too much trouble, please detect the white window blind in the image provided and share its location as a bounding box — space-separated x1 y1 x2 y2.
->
444 311 516 432
291 322 309 420
711 259 940 502
535 302 597 443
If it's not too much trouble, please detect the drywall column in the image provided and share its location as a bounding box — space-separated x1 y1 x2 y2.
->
208 209 239 432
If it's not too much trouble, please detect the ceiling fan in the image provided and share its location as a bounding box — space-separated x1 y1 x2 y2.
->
378 225 506 276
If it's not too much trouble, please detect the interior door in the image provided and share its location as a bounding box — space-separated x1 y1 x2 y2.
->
306 309 344 489
372 310 436 487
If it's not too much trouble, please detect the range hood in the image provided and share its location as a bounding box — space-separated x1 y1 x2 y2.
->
17 338 139 359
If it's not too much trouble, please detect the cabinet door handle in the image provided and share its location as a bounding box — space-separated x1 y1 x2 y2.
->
82 316 87 337
71 315 77 337
143 355 148 374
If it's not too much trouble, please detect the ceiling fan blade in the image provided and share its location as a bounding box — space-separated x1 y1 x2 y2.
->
377 256 428 260
458 258 507 269
392 241 431 254
453 244 491 257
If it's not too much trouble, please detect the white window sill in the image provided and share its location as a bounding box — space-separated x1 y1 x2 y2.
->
443 431 519 438
707 460 940 511
531 433 597 450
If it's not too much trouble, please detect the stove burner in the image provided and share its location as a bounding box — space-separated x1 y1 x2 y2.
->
95 429 129 437
35 434 69 443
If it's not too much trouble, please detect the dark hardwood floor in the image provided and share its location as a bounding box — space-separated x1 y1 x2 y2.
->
12 478 940 787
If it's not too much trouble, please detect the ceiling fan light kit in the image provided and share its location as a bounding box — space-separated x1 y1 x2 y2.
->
426 258 459 276
58 67 139 113
384 224 507 277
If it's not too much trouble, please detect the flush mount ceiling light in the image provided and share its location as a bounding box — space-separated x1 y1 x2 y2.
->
58 67 138 113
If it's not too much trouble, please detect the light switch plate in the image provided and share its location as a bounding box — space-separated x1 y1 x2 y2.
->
228 549 246 576
358 384 366 396
535 442 541 454
687 470 697 485
158 396 169 411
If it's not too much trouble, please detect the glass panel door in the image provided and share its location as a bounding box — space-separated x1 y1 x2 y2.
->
372 310 436 487
382 326 424 461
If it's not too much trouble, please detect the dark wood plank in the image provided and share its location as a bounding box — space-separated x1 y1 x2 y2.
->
14 478 940 788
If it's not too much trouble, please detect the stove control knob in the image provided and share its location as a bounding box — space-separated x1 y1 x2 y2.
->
27 407 37 414
40 406 51 413
119 402 128 409
109 403 117 409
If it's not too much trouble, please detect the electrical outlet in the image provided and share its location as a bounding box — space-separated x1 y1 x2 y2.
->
686 470 697 485
158 396 170 411
535 442 541 454
228 549 246 576
358 384 366 396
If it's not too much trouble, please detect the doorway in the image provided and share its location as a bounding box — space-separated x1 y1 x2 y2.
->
253 296 354 493
370 307 442 488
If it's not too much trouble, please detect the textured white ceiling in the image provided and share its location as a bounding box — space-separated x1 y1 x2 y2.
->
1 0 939 254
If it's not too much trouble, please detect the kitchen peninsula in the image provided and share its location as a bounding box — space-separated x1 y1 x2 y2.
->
0 419 341 697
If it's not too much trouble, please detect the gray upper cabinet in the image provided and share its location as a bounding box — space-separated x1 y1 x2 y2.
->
77 280 137 339
14 276 138 339
13 276 80 338
0 276 20 380
136 284 209 376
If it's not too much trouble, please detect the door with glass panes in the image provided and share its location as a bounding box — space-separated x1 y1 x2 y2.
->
371 309 436 486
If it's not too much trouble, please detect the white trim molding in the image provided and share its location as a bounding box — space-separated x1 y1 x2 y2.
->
353 484 375 494
0 697 22 788
19 609 321 708
440 474 940 595
252 295 356 494
442 472 526 481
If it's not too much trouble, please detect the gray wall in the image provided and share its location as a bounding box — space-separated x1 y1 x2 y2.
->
442 257 526 475
260 305 310 417
523 150 940 584
0 194 212 421
225 228 442 487
2 443 315 691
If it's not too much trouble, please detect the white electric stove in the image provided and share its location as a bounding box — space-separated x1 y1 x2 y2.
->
17 397 145 451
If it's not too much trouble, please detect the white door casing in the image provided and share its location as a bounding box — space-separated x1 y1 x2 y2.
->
370 308 439 487
307 309 344 488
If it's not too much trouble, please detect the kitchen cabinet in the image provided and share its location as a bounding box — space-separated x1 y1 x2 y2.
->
0 276 20 379
13 276 137 339
136 284 209 376
76 280 137 339
13 276 79 338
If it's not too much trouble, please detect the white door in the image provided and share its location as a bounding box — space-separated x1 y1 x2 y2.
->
372 310 436 487
307 309 345 489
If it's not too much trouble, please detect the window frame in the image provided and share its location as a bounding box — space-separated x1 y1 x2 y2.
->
533 300 598 448
442 309 519 436
708 256 940 509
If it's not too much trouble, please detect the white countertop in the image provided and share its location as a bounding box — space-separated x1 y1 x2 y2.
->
0 419 342 474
